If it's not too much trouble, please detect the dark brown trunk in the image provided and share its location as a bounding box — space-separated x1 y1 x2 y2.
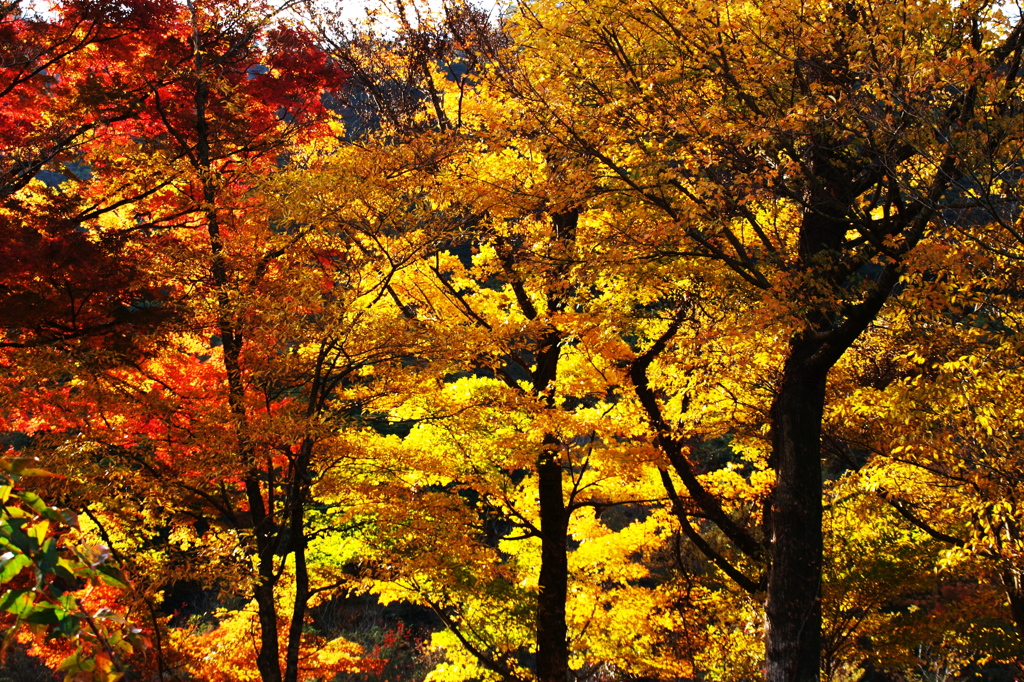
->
758 138 870 680
282 535 309 682
764 348 827 682
999 571 1024 640
764 176 843 681
533 323 568 682
498 207 577 682
1010 590 1024 641
283 438 314 682
252 577 283 682
535 446 569 682
246 475 283 682
190 15 283 679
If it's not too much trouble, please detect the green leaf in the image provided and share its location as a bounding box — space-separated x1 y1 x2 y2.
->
19 491 49 516
24 606 64 625
31 519 50 545
3 591 37 618
37 537 59 574
54 557 80 582
57 650 95 673
3 523 34 555
97 565 129 589
0 588 30 612
0 551 32 584
55 614 80 638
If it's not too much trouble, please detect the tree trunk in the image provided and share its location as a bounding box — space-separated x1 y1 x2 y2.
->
283 438 314 682
1000 572 1024 640
497 207 576 682
764 348 828 682
535 447 569 682
252 573 283 682
247 476 283 682
534 325 568 682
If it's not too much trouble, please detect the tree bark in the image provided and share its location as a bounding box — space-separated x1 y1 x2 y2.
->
535 444 569 682
194 46 283 682
498 207 577 682
283 438 314 682
764 346 828 682
763 165 846 681
246 475 283 682
1000 572 1024 640
533 332 568 682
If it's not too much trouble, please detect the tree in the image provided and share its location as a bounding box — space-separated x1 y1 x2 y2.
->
0 0 172 200
2 0 358 680
825 248 1024 670
6 0 1024 679
295 8 708 678
486 0 1024 677
0 458 146 682
0 0 185 350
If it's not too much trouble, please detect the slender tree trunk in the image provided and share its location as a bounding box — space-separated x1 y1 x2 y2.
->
498 207 577 682
535 446 569 682
193 45 284 682
283 438 314 682
764 346 828 682
199 124 284 682
283 533 309 682
244 474 283 682
252 557 284 682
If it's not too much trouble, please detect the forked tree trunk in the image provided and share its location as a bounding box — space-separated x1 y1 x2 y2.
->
196 72 285 682
763 175 849 681
526 209 578 682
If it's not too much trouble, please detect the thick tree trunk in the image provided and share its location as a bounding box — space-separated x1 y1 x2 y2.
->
764 348 828 682
1000 572 1024 640
535 448 569 682
533 326 568 682
761 158 853 681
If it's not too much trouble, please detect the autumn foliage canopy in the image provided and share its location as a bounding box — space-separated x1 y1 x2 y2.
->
1 0 1023 680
